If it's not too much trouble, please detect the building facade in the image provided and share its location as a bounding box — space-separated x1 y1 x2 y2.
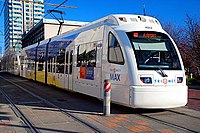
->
4 0 44 54
22 18 88 48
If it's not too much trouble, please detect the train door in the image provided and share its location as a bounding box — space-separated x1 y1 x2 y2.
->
47 56 56 86
69 50 73 90
65 47 73 90
54 48 65 88
52 57 56 85
47 58 52 84
64 50 69 89
20 56 26 77
20 56 24 76
74 41 102 98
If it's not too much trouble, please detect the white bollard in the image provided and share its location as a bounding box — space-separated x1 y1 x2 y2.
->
103 79 111 116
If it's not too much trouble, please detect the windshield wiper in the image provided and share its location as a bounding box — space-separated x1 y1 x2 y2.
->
158 67 168 77
144 51 158 64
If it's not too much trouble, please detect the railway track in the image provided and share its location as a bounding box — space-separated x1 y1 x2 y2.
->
1 73 200 133
0 74 103 133
136 112 199 133
0 87 39 133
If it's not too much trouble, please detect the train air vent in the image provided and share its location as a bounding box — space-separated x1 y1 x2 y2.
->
149 19 155 23
155 20 160 25
138 16 146 22
130 18 138 22
118 17 127 22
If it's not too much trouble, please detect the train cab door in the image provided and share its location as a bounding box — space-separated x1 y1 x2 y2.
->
54 48 66 88
65 47 73 91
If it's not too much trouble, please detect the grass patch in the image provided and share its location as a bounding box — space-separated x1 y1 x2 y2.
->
186 78 195 85
187 78 200 85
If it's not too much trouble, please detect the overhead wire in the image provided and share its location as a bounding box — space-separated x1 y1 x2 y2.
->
0 0 6 17
43 0 69 19
0 0 69 18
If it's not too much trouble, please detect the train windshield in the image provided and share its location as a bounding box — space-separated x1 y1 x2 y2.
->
127 31 181 70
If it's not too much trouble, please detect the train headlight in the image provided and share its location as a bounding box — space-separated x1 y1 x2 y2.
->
177 77 183 83
140 77 152 84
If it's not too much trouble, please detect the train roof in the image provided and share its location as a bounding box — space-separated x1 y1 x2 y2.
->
59 14 162 36
24 14 164 50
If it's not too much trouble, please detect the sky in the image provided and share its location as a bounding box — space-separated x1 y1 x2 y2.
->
44 0 200 25
0 0 200 54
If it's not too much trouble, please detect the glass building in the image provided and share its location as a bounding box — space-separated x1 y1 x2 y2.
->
4 0 44 54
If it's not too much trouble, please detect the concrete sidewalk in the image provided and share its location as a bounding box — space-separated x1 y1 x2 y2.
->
1 99 200 133
0 103 27 133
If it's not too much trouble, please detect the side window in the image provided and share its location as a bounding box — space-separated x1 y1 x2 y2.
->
108 32 124 64
52 57 55 73
86 43 96 67
77 44 86 67
56 49 65 73
77 43 97 67
27 59 34 70
65 51 69 74
38 52 44 71
47 58 52 72
69 51 73 74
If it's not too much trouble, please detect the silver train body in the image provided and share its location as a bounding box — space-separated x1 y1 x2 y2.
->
5 14 188 108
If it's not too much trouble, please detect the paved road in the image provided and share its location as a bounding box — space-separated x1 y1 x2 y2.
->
187 88 200 111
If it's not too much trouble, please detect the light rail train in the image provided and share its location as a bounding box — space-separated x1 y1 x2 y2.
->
4 14 188 108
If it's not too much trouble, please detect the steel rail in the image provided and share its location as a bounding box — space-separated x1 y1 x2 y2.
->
136 113 198 133
0 75 104 133
164 109 200 120
0 87 39 133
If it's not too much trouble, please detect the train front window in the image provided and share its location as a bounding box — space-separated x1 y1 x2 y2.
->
127 31 181 70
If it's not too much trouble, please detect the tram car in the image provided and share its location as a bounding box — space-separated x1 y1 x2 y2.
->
10 14 188 108
2 52 20 75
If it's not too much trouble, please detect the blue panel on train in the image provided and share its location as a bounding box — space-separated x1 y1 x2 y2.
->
86 67 94 80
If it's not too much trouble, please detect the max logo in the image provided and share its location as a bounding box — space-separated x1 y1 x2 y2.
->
110 73 120 81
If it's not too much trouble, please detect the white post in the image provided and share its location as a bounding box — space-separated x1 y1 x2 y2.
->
103 79 111 116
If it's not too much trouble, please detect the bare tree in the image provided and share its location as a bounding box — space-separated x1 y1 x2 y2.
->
163 15 200 78
163 22 184 45
185 15 200 67
163 22 193 69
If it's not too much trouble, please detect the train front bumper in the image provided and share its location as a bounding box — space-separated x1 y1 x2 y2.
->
130 85 188 109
